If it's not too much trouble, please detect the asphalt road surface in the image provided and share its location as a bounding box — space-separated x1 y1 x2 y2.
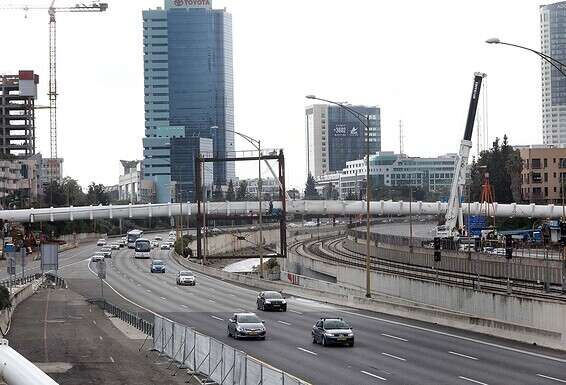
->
12 234 566 385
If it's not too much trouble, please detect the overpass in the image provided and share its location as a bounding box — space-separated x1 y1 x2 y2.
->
0 200 563 223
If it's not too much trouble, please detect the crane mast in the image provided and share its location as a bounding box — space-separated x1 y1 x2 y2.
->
437 72 486 238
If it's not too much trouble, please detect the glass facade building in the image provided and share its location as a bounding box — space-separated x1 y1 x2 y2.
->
305 104 380 178
142 0 234 203
541 2 566 145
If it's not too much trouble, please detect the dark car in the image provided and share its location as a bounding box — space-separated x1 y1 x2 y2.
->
256 291 287 312
312 318 354 347
227 313 266 340
150 259 166 273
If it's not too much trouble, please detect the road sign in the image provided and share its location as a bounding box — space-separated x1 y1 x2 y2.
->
40 243 59 272
97 259 106 280
6 256 15 275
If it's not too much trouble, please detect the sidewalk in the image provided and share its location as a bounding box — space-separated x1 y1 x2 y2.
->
7 285 195 385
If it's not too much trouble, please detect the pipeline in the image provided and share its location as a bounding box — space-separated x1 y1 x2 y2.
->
0 200 561 223
0 339 58 385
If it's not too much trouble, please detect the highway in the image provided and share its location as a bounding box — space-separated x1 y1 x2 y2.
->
13 235 566 385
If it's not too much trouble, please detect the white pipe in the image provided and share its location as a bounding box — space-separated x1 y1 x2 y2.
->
0 339 59 385
0 200 564 223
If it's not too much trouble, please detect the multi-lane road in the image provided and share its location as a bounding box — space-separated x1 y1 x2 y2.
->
7 235 566 385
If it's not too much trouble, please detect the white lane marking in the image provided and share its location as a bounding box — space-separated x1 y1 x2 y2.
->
236 308 246 312
208 299 216 303
160 297 167 300
458 376 488 385
361 370 387 381
277 320 291 326
289 310 303 315
87 260 172 322
109 356 115 363
381 333 408 342
296 347 317 356
381 352 406 361
449 351 478 361
146 289 151 293
99 336 103 341
339 310 566 364
181 304 189 308
92 320 97 325
537 374 566 383
210 315 224 321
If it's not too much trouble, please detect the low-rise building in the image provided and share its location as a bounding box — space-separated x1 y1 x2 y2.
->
316 151 458 199
241 177 281 200
40 158 63 185
516 144 566 204
0 154 42 207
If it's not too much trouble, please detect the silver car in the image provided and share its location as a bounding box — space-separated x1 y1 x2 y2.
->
227 313 266 340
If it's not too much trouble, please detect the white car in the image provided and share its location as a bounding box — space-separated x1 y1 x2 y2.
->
100 246 112 258
169 231 175 237
151 241 159 248
176 270 196 286
110 243 120 250
96 239 106 246
91 253 105 262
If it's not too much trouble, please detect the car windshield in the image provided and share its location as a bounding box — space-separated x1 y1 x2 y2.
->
264 292 282 299
94 252 104 256
135 241 151 252
238 315 260 323
180 271 193 276
323 320 349 329
153 260 164 265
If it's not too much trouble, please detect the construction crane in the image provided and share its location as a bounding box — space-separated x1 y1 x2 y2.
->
1 1 108 162
436 72 486 239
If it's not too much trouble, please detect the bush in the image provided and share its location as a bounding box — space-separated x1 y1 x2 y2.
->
0 286 11 311
174 234 194 258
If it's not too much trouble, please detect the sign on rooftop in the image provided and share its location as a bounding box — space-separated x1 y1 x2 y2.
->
165 0 211 10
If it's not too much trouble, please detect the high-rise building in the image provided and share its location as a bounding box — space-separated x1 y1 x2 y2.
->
305 104 380 178
541 2 566 145
0 71 38 157
142 0 234 203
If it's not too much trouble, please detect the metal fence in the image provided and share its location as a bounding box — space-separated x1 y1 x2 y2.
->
153 315 309 385
0 273 42 288
89 299 154 337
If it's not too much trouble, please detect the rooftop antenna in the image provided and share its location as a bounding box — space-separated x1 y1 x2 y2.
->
399 120 404 155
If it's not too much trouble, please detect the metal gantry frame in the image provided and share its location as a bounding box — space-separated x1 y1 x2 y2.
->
195 150 287 263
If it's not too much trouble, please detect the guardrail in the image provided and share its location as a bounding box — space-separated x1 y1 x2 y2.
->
88 299 154 337
0 273 42 288
153 315 310 385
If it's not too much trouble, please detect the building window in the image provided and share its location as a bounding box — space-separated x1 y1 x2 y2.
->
545 172 548 182
545 187 548 196
531 158 541 169
544 158 548 168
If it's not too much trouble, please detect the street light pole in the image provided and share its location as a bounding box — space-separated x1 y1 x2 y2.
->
258 140 264 279
306 95 373 297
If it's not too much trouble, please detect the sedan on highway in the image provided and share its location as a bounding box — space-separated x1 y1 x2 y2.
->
256 291 287 312
227 313 266 340
312 318 354 347
150 259 166 273
91 253 105 262
176 270 196 286
100 246 112 258
110 243 120 250
96 239 106 246
160 243 171 250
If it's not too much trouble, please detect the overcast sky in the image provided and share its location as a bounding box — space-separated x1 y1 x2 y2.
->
0 0 548 190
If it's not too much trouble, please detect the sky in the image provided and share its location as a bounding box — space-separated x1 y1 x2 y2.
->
0 0 549 191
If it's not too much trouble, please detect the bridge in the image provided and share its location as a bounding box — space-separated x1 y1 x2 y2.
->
0 199 563 222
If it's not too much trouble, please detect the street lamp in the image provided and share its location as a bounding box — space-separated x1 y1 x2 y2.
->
485 37 566 77
306 94 373 298
487 38 566 293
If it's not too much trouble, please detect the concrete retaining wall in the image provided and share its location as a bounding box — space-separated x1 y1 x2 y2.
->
0 278 44 336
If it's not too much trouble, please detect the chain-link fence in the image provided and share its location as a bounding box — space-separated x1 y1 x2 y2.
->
153 315 309 385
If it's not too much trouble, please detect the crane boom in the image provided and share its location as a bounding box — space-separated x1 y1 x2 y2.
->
437 72 486 238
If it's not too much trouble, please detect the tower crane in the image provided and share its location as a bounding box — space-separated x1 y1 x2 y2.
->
1 1 108 162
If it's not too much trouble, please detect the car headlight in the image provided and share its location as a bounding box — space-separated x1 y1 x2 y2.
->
281 299 286 304
265 300 271 304
348 333 354 337
324 332 333 337
236 326 243 332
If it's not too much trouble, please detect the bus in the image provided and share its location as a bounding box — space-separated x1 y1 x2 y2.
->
127 229 144 248
134 238 152 259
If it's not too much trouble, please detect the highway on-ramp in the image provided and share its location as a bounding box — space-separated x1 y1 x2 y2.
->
26 235 566 385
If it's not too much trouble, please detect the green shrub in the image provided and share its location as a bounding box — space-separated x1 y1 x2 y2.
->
0 286 11 311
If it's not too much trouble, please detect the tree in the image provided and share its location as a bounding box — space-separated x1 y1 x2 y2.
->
469 135 522 204
226 180 235 201
86 182 110 205
236 180 248 201
322 182 339 200
304 173 319 200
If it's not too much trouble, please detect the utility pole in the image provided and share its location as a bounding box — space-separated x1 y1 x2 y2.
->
409 186 413 254
365 114 371 298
